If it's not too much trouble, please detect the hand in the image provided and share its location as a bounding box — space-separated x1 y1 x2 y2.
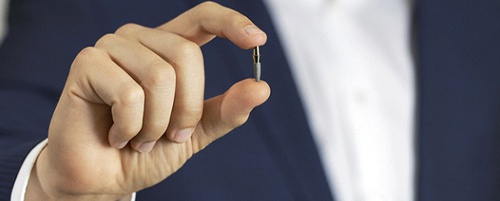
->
26 2 270 200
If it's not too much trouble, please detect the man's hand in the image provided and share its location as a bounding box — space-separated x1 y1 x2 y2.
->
25 2 270 200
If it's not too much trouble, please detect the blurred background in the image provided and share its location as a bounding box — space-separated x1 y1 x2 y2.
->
0 0 7 42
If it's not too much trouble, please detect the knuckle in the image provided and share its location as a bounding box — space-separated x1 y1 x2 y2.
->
95 33 121 48
144 62 176 88
117 85 145 107
115 23 141 36
72 47 101 68
78 46 100 57
173 40 202 59
198 1 219 9
73 47 97 62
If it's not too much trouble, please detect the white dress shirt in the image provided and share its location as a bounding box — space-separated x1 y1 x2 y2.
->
264 0 415 200
11 1 415 200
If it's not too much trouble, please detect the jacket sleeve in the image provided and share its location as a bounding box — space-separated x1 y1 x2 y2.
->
0 87 57 200
0 131 46 200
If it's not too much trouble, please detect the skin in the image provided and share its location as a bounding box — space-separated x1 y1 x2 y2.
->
25 2 270 200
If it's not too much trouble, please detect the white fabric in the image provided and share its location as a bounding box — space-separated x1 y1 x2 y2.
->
264 0 415 201
11 139 136 201
11 139 48 201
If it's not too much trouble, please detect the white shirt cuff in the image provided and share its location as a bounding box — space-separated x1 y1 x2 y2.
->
11 139 47 201
10 139 136 201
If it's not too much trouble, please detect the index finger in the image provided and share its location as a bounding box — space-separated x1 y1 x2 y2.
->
157 1 267 49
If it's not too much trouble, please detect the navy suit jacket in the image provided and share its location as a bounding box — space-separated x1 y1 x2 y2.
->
1 0 499 200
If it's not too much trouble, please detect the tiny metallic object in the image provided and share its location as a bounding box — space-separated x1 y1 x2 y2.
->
253 46 261 81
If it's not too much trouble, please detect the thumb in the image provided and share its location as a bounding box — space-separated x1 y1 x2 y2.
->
191 78 271 151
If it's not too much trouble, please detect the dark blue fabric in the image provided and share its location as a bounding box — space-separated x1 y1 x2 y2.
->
416 0 500 200
1 0 499 200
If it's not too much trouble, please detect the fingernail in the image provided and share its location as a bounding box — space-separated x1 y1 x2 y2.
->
174 128 194 143
138 141 156 153
245 25 264 35
115 141 128 149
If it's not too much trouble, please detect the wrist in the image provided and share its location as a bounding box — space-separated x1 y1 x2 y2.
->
25 150 50 200
25 147 130 201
